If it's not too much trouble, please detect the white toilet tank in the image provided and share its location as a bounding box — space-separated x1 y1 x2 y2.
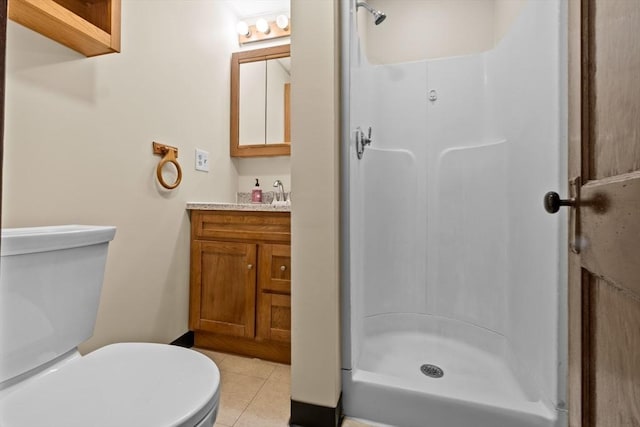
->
0 225 116 385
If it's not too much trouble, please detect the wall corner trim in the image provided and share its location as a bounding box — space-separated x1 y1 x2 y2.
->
289 394 343 427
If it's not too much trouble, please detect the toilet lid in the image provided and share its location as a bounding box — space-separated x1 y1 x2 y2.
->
0 343 220 427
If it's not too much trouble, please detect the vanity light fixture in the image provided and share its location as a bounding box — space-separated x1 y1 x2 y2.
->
256 18 270 34
276 15 289 31
236 21 251 37
236 16 291 45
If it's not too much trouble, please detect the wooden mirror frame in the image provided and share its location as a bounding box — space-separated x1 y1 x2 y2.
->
230 44 291 157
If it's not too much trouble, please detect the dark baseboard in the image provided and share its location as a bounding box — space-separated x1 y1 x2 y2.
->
170 331 194 348
289 394 342 427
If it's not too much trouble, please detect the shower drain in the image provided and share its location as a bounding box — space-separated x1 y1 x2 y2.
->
420 364 444 378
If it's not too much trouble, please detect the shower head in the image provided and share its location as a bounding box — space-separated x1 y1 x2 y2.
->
373 10 386 25
356 1 386 25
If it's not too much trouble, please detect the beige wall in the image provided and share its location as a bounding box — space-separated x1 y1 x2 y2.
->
236 157 291 197
290 0 342 408
362 0 526 63
3 0 271 353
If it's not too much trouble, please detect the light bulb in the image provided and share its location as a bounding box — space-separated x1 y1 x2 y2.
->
236 21 250 37
276 15 289 30
256 18 270 34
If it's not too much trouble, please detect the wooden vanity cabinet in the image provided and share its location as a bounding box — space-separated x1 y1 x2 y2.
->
189 210 291 363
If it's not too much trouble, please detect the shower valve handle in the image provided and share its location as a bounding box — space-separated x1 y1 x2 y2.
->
360 127 372 146
356 126 373 159
543 191 575 214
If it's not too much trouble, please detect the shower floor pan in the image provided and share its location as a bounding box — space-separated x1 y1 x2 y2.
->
343 314 558 427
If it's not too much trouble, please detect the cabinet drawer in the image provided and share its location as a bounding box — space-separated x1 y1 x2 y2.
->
259 244 291 294
257 293 291 343
192 210 290 243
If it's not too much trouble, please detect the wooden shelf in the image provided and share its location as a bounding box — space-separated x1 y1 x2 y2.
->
9 0 120 57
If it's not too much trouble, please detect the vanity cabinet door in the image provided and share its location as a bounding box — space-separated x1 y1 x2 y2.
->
256 244 291 342
190 240 256 338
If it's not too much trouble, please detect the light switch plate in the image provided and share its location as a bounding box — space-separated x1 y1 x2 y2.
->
195 148 209 172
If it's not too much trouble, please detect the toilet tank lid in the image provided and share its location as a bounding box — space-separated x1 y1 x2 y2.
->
1 225 116 256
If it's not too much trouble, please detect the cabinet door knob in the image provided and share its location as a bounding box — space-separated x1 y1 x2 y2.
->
248 264 253 270
280 265 287 271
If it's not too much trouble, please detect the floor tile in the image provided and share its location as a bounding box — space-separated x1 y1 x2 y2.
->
268 364 291 384
193 347 228 366
342 418 376 426
218 353 277 379
233 375 291 427
215 371 266 426
195 349 293 426
233 413 289 427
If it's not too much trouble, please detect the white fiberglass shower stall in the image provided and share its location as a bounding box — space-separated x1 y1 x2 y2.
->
340 1 567 426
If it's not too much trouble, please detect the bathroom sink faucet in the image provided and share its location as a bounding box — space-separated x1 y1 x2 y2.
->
273 179 286 202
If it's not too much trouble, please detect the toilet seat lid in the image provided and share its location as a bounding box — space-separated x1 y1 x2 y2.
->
0 343 220 427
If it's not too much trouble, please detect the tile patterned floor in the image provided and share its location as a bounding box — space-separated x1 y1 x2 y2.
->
340 419 375 427
194 348 291 427
195 348 375 427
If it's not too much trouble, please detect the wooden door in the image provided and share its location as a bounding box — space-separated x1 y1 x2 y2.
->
189 240 256 338
567 1 640 425
256 244 291 342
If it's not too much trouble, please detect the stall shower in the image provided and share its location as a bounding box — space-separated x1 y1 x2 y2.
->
340 1 567 426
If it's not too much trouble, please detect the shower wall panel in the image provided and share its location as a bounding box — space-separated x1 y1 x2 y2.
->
362 148 420 317
422 54 500 325
348 38 373 365
359 61 428 317
486 0 565 406
435 141 508 335
370 62 429 153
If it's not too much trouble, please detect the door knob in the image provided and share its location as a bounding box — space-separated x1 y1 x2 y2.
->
543 191 575 214
545 178 582 254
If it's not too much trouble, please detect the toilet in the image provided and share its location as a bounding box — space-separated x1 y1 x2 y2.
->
0 225 220 427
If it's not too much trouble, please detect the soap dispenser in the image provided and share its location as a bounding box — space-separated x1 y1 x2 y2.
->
251 178 263 203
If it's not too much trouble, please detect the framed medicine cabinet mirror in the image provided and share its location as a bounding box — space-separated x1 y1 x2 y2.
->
231 44 291 157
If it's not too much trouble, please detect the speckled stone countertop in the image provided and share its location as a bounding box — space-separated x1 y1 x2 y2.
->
187 192 291 212
186 202 290 212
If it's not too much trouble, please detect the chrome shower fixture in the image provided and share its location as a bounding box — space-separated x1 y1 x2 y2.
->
355 126 373 159
356 1 386 25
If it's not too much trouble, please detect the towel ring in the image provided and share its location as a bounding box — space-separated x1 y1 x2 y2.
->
153 142 182 190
